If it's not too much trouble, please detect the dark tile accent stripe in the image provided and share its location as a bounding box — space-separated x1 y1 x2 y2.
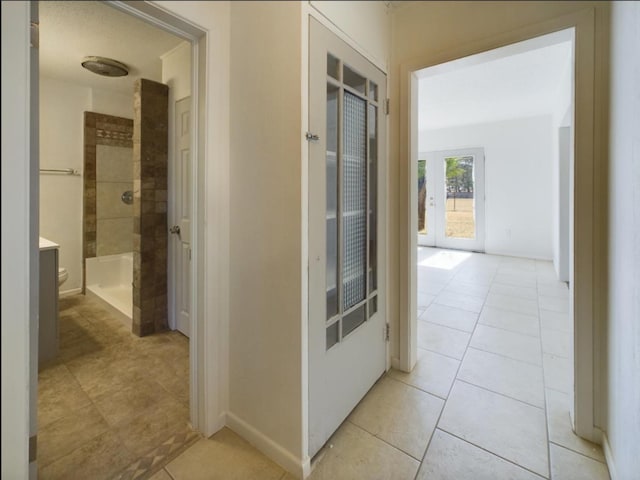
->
115 427 200 480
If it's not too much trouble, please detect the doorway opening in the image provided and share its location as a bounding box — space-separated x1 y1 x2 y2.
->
407 26 595 454
35 1 205 476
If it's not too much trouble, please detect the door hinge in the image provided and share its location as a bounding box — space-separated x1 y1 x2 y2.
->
30 22 39 49
385 323 390 342
384 98 390 116
305 132 320 142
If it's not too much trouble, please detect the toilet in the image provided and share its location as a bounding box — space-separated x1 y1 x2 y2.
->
58 267 68 287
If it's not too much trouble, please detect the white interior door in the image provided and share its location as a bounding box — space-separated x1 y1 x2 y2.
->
419 148 485 252
309 18 387 458
171 96 191 337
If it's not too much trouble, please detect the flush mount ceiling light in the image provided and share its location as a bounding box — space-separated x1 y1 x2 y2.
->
81 56 129 77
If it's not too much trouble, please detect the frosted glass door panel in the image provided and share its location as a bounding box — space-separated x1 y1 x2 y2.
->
342 92 367 311
326 83 339 319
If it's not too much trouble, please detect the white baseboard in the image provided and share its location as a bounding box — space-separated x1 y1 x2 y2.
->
226 412 309 479
602 433 618 480
59 287 82 297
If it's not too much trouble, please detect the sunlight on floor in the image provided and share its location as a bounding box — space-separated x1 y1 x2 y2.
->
419 250 472 270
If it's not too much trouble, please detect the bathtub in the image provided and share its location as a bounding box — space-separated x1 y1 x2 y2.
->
86 252 133 328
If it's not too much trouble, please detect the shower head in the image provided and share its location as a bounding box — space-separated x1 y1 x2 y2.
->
81 56 129 77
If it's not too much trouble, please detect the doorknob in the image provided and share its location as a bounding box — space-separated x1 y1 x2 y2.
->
169 225 181 236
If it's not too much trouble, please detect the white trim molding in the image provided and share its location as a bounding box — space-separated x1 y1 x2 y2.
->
226 412 310 479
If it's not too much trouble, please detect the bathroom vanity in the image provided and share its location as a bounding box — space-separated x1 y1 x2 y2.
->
39 237 59 366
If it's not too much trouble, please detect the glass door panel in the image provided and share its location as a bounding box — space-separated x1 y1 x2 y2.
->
326 83 339 320
444 155 476 239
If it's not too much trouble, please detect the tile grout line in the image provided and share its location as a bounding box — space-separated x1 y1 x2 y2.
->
412 257 497 480
536 269 554 480
548 440 608 465
435 428 547 479
454 378 546 411
463 341 544 368
345 420 424 463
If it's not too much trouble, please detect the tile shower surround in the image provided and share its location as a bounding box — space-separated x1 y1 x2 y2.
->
83 77 170 337
132 78 169 336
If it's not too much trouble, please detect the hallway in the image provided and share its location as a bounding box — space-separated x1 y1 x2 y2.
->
148 247 610 479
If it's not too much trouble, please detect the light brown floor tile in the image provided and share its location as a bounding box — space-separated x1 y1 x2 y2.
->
38 430 136 480
438 381 549 477
417 321 470 359
421 304 479 332
443 280 491 298
485 293 539 316
540 309 571 333
148 469 173 480
543 353 571 393
458 348 545 407
38 403 110 468
417 292 437 309
546 389 605 462
166 428 284 480
418 429 545 480
434 292 485 314
38 364 92 428
308 422 419 480
348 376 443 459
541 328 571 358
489 283 538 300
470 325 542 365
537 282 569 299
73 357 147 400
93 378 169 427
493 272 537 288
479 306 540 337
388 348 459 398
550 444 610 480
115 396 190 458
539 295 569 313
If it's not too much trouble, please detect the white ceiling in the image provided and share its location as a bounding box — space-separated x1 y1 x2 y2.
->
418 34 573 131
39 1 184 94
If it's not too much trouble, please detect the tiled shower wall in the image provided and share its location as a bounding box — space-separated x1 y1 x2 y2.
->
83 112 133 279
132 79 169 336
96 144 133 255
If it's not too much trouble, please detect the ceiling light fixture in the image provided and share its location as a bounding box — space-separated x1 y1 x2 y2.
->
81 56 129 77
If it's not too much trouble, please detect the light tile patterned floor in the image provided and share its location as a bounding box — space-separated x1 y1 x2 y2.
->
38 295 195 480
49 249 610 479
154 247 609 480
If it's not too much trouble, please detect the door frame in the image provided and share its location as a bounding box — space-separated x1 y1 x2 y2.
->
109 0 213 436
399 10 603 443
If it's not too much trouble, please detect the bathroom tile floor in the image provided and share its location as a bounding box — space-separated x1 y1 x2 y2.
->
37 294 195 480
150 248 610 480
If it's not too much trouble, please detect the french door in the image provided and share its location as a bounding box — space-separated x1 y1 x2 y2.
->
308 18 387 457
418 148 485 252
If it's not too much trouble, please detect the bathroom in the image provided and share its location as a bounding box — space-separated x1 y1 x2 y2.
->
37 1 196 477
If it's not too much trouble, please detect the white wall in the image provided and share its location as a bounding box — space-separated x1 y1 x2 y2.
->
309 1 389 71
551 56 573 282
606 2 640 479
39 76 132 293
228 0 303 466
162 41 191 101
420 115 555 259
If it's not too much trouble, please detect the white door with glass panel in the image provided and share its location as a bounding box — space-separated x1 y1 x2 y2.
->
417 148 485 252
309 18 387 458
